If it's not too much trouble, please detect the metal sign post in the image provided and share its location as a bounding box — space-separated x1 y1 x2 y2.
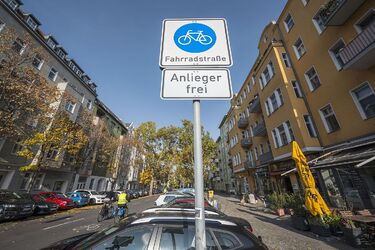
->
193 100 206 250
159 18 233 250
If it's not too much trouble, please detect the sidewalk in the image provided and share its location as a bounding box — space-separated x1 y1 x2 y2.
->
216 195 355 250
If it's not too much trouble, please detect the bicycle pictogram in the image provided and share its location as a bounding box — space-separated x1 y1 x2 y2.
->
177 30 213 46
173 23 216 53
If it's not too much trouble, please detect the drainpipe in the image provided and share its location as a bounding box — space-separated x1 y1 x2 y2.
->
276 25 324 148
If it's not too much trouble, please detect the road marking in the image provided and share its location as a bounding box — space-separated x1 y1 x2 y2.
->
42 218 85 230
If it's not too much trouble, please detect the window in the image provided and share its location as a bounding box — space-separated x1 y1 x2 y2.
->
32 55 43 70
304 115 317 137
65 101 76 114
4 0 18 10
213 230 243 249
305 67 321 91
254 148 258 160
266 88 283 115
251 75 256 85
269 61 275 76
57 49 65 59
13 38 25 54
20 173 31 190
158 227 216 250
319 104 340 133
53 181 64 191
11 138 23 154
313 12 326 34
292 80 303 98
26 17 38 30
259 76 265 89
0 19 5 32
32 173 44 190
284 14 295 32
293 38 306 59
329 39 345 70
282 53 291 68
355 9 375 33
48 67 58 81
272 129 279 148
260 144 264 154
46 147 59 160
87 99 93 110
47 38 56 49
351 82 375 119
285 121 295 141
278 124 288 146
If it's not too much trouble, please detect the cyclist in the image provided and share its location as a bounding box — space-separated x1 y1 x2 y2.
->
117 191 128 209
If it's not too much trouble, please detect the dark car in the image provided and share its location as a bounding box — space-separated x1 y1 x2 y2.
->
41 209 266 249
20 193 58 215
0 190 34 221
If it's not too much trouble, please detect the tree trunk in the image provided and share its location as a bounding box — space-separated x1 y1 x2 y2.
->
149 176 154 196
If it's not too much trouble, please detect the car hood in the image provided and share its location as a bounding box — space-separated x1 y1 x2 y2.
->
90 194 105 198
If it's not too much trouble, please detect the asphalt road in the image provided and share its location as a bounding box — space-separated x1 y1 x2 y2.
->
0 194 158 250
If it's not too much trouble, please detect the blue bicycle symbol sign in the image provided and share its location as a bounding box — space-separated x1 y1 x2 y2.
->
174 23 216 53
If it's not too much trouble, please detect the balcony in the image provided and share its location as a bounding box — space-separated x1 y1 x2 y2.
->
249 98 261 113
338 21 375 69
238 117 249 129
253 121 267 137
244 160 255 169
241 138 252 148
320 0 365 26
259 151 273 165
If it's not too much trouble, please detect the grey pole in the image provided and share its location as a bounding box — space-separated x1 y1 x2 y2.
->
193 100 206 250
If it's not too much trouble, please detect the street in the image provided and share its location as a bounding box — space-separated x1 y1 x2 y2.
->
0 195 157 250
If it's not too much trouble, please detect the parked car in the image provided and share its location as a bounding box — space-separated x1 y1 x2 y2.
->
161 197 211 209
66 192 89 207
127 190 138 200
38 192 74 210
154 192 192 206
20 193 58 215
0 190 34 221
73 189 106 205
41 209 266 249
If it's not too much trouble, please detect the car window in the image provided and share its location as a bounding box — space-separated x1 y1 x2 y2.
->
213 230 243 249
158 226 217 250
93 225 153 250
40 193 52 199
163 196 176 203
91 191 100 195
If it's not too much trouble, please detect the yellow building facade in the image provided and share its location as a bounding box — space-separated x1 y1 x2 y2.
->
225 0 375 208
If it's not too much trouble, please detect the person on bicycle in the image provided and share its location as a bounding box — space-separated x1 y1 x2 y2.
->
117 191 128 209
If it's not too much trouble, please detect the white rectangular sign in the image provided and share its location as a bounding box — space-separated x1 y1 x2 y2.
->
161 69 232 100
160 18 232 68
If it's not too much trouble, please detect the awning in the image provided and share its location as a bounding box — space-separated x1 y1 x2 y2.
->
281 140 375 176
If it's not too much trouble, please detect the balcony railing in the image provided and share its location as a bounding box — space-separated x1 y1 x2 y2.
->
338 21 375 69
249 97 261 113
238 117 249 129
319 0 365 26
244 160 255 169
259 151 273 165
253 121 267 137
241 138 252 148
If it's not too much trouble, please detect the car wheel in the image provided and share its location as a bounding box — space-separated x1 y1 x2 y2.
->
89 199 95 205
74 202 78 207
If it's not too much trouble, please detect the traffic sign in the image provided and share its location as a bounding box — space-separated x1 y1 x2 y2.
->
161 69 232 100
160 19 232 68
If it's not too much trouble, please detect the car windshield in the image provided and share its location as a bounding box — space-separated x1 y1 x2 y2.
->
0 191 21 200
56 193 67 198
90 191 99 195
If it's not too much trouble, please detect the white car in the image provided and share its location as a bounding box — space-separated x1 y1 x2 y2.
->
74 189 106 205
154 192 191 206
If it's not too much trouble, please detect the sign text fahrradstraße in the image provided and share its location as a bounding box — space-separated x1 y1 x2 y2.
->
159 19 232 68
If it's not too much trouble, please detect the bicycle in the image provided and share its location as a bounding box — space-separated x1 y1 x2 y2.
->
97 200 114 222
177 30 213 46
113 204 128 224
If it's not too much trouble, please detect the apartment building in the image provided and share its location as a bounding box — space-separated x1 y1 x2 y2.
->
0 0 133 193
224 0 374 208
212 115 235 193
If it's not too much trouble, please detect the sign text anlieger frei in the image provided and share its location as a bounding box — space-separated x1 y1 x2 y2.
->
160 18 233 100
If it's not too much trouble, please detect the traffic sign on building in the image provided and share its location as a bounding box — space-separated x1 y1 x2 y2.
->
160 19 233 68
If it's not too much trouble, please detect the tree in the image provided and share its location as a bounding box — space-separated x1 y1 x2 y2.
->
0 28 59 138
17 111 89 192
175 120 217 186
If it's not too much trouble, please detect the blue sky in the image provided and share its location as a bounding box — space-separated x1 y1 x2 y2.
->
22 0 287 139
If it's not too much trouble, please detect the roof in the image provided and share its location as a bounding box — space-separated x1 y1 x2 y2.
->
95 99 128 132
